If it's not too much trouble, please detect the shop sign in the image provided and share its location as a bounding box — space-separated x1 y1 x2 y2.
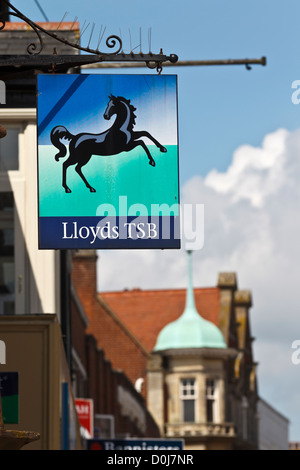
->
37 74 180 249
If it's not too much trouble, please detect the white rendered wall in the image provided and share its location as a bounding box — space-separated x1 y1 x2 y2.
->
0 108 61 317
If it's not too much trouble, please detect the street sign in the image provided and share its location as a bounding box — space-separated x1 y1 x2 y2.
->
37 74 180 249
87 438 184 450
75 398 94 438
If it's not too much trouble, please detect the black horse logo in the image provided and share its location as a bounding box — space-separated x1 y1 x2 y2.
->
50 95 167 193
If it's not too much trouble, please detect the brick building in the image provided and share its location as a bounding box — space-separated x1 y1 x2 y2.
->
72 249 259 449
72 250 149 397
70 257 160 439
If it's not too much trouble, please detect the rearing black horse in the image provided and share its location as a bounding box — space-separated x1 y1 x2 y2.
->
50 94 167 193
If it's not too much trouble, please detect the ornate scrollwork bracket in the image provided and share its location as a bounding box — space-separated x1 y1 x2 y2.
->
0 0 178 72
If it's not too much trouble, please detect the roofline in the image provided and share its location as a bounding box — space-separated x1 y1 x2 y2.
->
99 286 220 295
258 396 290 423
152 347 237 359
3 21 80 31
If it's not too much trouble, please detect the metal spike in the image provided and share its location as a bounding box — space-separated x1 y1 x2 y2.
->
148 27 152 53
96 25 106 50
70 16 78 30
76 19 85 44
80 21 90 39
87 23 95 48
33 0 49 22
57 12 68 30
140 27 142 54
119 29 124 52
129 28 132 52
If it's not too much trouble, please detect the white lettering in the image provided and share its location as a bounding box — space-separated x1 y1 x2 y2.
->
183 203 204 250
96 203 116 217
124 222 135 238
148 223 157 238
76 404 89 414
111 225 119 239
62 222 73 239
90 225 101 244
62 222 119 243
107 454 142 467
79 226 89 239
104 442 115 450
100 222 110 239
137 223 146 238
292 80 300 104
151 455 193 465
291 340 300 364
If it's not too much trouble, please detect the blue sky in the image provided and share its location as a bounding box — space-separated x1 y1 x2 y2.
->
11 0 300 443
13 0 300 180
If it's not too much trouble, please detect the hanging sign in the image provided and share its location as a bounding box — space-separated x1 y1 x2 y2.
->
75 398 94 439
87 438 184 450
37 74 180 249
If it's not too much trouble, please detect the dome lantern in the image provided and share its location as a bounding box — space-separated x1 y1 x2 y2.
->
153 251 226 351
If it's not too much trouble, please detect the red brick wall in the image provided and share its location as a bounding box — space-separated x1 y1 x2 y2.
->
72 252 149 389
70 279 159 437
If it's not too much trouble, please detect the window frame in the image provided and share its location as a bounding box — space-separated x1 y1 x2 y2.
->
179 377 197 423
205 377 220 424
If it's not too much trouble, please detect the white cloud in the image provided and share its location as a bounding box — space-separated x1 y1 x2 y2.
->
205 128 288 207
97 127 300 439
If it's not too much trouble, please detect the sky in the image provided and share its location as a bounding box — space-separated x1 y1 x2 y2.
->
11 0 300 442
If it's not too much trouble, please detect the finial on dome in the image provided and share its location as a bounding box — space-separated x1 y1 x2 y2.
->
183 250 199 318
153 251 226 351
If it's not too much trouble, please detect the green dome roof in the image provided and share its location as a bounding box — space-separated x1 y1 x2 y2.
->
154 252 226 351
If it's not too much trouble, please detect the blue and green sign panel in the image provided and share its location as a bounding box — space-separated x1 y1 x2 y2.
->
0 372 19 424
37 74 180 249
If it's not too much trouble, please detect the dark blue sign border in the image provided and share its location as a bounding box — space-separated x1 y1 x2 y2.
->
38 215 181 249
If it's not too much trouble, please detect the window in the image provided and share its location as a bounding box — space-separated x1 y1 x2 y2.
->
206 379 219 423
94 414 115 439
0 192 14 314
180 378 197 422
0 127 19 171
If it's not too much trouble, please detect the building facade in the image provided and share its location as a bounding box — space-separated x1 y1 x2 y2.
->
74 249 260 449
0 8 289 451
0 27 77 446
0 17 159 449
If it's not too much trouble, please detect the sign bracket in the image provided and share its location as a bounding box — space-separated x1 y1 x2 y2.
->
0 0 178 79
0 0 266 80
